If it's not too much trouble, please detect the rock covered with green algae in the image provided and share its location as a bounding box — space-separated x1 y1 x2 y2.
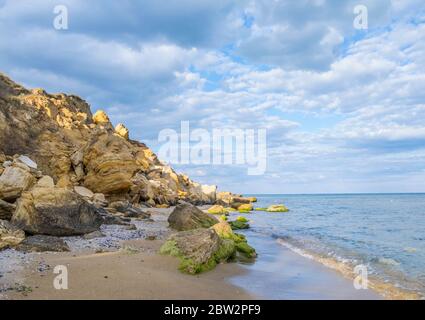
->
159 228 236 274
255 204 289 213
212 222 256 259
229 216 250 230
207 205 228 215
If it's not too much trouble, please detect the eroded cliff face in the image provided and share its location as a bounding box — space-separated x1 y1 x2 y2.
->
0 73 216 207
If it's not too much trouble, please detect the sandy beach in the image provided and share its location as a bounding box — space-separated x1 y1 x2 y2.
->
4 239 254 300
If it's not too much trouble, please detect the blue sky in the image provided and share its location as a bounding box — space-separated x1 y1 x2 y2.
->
1 0 425 194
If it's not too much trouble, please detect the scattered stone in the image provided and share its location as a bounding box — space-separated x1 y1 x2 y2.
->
17 155 37 170
12 186 103 236
16 235 70 252
168 203 218 231
0 219 25 250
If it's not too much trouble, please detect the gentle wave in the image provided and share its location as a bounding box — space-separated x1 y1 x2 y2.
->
275 237 423 300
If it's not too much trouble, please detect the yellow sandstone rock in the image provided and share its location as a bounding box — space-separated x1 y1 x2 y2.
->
92 110 110 124
115 123 129 140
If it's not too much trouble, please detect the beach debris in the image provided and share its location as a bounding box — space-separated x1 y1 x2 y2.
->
168 203 218 231
16 235 70 252
160 228 235 274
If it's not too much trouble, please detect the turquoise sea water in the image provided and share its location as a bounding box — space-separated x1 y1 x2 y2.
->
236 194 425 298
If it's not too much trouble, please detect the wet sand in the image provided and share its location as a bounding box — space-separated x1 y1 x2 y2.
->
5 240 254 300
229 234 383 300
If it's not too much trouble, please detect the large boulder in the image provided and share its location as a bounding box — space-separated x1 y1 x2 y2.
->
0 166 36 201
168 203 218 231
82 133 139 194
160 228 235 274
12 186 103 236
0 219 25 250
16 235 70 252
0 199 16 220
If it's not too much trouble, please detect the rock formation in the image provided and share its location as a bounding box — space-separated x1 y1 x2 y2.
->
0 72 217 207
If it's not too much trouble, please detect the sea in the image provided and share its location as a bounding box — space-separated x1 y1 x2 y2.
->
230 194 425 299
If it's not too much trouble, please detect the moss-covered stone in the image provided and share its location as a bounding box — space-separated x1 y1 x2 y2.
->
236 216 249 223
211 222 256 259
207 205 228 215
237 203 253 211
235 242 256 259
229 220 249 230
254 204 289 212
159 228 236 274
266 204 289 212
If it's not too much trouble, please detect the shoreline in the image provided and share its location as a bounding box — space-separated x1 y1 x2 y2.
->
4 239 254 300
0 205 417 300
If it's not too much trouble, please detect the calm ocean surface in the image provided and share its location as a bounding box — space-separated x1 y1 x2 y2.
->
238 194 425 298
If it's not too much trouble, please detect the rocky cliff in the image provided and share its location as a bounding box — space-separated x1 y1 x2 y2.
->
0 72 216 207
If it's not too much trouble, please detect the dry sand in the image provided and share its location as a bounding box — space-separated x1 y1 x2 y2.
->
5 239 254 300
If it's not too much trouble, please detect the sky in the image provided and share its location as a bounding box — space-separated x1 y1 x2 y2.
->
1 0 425 194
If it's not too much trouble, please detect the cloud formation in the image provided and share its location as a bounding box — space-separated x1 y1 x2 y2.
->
0 0 424 193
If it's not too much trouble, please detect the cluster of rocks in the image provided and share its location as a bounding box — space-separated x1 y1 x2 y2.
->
0 153 156 252
0 72 259 274
160 203 256 274
0 73 217 210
